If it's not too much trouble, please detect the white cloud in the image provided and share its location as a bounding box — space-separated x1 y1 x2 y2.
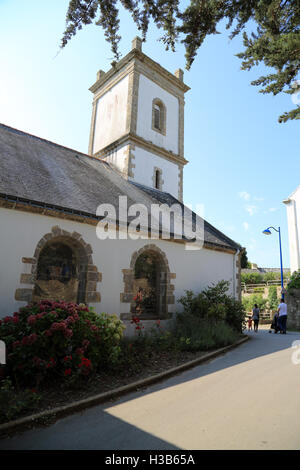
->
243 222 249 231
269 207 277 212
239 191 251 201
245 205 258 216
254 197 264 202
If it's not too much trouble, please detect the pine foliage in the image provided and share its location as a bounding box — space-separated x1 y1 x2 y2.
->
62 0 300 122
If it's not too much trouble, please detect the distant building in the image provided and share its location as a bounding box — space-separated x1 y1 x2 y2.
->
283 186 300 275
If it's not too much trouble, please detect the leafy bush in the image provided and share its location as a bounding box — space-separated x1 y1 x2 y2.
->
268 286 279 310
172 314 240 352
176 279 246 348
287 270 300 291
253 286 265 293
242 294 268 313
0 377 41 423
241 272 264 285
0 301 125 386
263 271 280 282
178 281 246 333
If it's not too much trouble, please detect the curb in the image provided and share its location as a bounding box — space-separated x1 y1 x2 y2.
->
0 335 249 437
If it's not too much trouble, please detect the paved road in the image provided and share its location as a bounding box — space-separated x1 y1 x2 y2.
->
1 329 300 450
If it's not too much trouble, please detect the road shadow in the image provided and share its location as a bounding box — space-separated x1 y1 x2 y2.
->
1 329 299 449
0 410 180 450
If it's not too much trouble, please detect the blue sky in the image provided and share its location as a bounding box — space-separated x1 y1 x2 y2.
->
0 0 299 268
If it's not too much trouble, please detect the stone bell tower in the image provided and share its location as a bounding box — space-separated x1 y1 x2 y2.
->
88 37 190 201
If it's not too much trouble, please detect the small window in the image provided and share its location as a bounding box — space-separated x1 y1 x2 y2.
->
152 99 166 135
155 169 161 189
154 105 161 130
153 168 163 190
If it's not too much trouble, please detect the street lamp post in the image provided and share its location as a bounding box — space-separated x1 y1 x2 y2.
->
262 226 285 299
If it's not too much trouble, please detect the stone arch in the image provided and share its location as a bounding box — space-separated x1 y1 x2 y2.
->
120 244 176 320
15 226 102 305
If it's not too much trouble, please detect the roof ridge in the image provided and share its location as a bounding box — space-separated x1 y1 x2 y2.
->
130 181 241 250
0 122 102 162
203 218 241 249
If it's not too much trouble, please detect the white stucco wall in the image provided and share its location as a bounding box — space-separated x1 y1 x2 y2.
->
0 209 236 329
102 143 129 175
93 75 129 153
130 146 179 199
285 187 300 274
136 74 179 155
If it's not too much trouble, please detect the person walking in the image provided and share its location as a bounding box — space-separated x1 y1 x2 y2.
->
252 304 260 332
277 298 288 334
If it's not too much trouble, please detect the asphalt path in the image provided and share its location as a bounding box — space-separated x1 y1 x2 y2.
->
1 328 300 450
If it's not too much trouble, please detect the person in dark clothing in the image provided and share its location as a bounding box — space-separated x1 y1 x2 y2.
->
252 304 260 332
277 298 288 334
269 312 279 334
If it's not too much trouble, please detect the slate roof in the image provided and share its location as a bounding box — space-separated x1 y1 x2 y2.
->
0 123 241 252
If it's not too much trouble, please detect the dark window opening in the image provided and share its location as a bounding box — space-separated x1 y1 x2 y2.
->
36 243 77 284
154 104 161 130
155 170 161 190
132 251 167 318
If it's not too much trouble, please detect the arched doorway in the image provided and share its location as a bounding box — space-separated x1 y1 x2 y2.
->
120 243 176 320
132 251 166 317
33 241 81 303
120 244 176 320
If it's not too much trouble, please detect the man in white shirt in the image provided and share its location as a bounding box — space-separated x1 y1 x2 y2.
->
277 298 288 334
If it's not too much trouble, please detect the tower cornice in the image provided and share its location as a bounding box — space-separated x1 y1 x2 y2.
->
93 132 188 167
89 49 190 97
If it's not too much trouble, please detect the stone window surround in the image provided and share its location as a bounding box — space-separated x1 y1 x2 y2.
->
120 244 176 320
151 98 166 136
15 226 102 305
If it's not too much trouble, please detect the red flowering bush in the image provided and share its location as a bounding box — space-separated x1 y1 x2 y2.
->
130 315 145 334
0 301 125 386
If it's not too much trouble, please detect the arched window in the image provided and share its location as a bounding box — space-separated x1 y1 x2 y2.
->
153 167 163 190
152 99 166 135
33 239 88 304
155 169 161 190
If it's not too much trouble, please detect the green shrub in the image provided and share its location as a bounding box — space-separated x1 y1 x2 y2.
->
172 314 239 352
241 272 264 285
253 287 265 293
263 271 280 282
178 281 246 333
287 270 300 291
0 377 41 423
242 294 268 313
0 301 125 386
268 286 279 310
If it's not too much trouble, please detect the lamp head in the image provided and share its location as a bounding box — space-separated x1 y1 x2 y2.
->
262 228 272 235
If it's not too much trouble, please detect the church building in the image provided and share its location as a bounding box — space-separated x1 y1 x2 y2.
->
0 38 242 333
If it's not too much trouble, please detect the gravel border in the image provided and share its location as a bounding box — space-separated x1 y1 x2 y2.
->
0 335 249 437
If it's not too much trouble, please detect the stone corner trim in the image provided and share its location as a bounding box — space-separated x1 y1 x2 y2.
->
16 226 102 305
